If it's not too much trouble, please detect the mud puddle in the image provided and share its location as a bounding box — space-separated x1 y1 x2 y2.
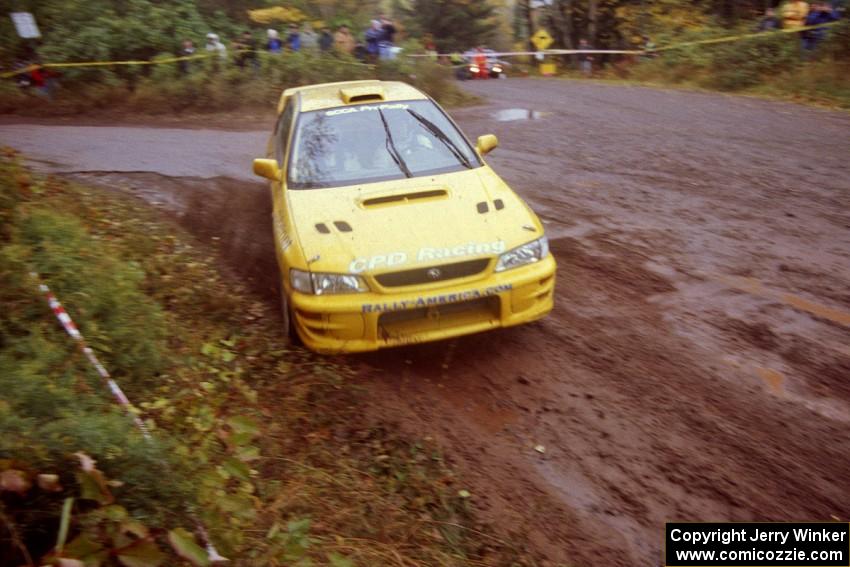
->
494 108 550 121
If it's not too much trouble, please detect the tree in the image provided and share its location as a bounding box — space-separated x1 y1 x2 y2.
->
402 0 500 52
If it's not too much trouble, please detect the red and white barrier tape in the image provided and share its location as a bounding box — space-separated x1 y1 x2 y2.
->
31 271 227 562
32 272 152 439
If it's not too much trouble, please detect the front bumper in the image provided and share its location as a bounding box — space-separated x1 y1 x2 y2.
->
288 255 556 353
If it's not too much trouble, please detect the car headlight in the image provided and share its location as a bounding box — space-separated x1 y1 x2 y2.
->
494 236 549 272
290 269 369 295
493 65 502 73
470 65 479 72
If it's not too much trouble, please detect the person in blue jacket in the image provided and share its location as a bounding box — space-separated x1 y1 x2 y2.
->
803 2 839 51
287 24 301 52
365 20 383 61
267 29 283 53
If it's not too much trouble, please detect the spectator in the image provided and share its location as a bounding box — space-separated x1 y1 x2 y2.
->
234 31 257 69
782 0 810 28
319 27 333 52
334 25 355 54
286 24 301 52
353 41 367 62
205 33 227 59
803 2 839 50
178 39 195 74
301 23 318 51
578 38 593 76
379 14 397 60
757 8 783 31
267 29 283 53
365 20 382 61
12 60 33 89
29 65 58 99
424 38 438 61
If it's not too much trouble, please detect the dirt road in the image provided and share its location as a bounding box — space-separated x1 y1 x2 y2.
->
2 78 849 566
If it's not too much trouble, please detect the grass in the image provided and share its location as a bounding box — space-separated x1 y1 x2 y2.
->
0 151 536 566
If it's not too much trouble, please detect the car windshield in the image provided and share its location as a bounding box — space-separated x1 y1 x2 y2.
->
287 99 482 189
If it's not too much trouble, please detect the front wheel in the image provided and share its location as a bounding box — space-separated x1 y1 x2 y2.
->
280 288 303 346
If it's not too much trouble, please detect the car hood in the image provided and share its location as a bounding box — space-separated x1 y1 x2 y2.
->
286 167 543 275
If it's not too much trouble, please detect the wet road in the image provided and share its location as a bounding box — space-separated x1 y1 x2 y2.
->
0 124 264 179
2 78 849 566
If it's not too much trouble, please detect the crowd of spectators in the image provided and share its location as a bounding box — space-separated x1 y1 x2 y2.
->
757 1 842 52
189 14 400 72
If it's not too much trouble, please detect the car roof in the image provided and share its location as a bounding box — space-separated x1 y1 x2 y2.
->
279 80 429 114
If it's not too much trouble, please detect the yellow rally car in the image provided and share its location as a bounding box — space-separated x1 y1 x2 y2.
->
253 80 555 353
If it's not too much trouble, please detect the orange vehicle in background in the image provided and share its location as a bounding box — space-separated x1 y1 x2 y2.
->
473 47 487 79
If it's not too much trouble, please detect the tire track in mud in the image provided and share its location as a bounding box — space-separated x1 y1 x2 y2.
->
356 234 850 566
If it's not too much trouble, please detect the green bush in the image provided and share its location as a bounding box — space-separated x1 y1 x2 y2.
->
14 209 166 385
703 33 800 90
820 18 850 61
124 51 376 113
626 22 850 107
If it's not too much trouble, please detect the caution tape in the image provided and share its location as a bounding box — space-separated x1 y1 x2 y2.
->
31 271 228 563
407 49 644 58
408 21 841 58
32 271 153 439
650 20 841 52
0 53 213 78
2 21 840 79
0 49 376 79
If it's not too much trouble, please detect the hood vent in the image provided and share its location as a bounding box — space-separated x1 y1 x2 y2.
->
362 189 448 208
340 85 386 104
316 221 353 234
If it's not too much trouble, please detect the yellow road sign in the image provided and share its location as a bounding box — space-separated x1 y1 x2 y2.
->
531 29 553 50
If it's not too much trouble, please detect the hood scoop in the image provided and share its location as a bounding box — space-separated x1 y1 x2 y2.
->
361 189 448 208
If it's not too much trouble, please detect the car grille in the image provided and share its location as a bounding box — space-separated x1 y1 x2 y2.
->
374 258 490 287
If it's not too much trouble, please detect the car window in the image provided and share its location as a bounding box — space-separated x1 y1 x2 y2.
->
275 101 294 166
287 99 482 190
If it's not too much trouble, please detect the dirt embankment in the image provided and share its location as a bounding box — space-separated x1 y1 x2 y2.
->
1 78 848 566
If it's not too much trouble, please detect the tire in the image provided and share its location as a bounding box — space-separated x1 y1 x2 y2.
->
280 287 303 346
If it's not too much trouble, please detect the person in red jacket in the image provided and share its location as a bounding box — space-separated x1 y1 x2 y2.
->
474 47 487 79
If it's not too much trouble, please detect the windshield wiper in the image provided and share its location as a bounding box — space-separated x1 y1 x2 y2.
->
378 109 412 179
407 109 474 169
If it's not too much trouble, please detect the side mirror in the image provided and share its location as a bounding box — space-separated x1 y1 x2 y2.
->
476 134 499 155
253 158 281 181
